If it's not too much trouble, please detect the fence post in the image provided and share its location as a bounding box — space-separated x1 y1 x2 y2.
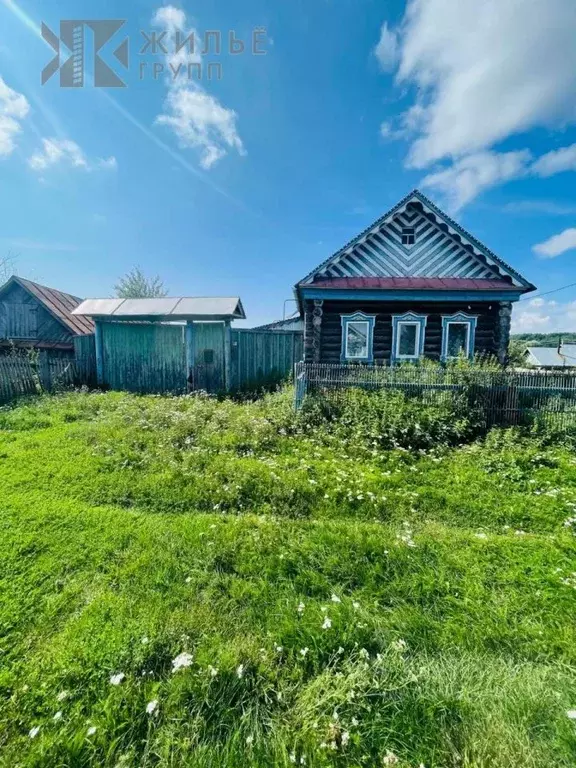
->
94 321 104 387
185 321 195 392
294 361 307 410
38 351 52 392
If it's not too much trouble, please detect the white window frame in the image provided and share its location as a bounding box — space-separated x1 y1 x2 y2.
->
340 312 376 362
441 313 478 361
391 312 427 363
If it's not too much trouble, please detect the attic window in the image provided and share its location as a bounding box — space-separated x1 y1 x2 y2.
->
402 227 415 246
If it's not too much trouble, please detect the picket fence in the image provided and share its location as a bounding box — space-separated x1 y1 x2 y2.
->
0 355 80 405
294 361 576 430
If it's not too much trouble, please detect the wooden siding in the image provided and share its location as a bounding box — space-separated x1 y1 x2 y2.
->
313 299 502 363
320 203 501 281
101 322 187 393
0 283 74 346
231 330 303 389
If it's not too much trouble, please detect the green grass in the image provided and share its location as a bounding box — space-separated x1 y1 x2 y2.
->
0 390 575 767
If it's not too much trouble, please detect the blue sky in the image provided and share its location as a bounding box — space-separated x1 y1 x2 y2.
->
1 0 576 330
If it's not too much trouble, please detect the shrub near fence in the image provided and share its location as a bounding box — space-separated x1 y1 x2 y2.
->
294 361 576 434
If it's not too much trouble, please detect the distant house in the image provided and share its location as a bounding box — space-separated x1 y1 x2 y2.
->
294 189 536 365
252 316 304 332
526 346 576 369
0 276 93 354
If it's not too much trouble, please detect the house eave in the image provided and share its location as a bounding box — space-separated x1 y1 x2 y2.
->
298 287 525 303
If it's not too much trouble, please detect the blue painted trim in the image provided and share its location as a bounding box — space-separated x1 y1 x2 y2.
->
441 313 478 361
300 288 523 303
340 311 376 362
391 312 427 364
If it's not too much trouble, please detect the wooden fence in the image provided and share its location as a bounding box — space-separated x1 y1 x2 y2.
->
294 361 576 430
0 354 80 405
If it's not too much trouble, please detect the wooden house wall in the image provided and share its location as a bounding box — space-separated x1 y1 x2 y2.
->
0 283 73 345
311 299 501 363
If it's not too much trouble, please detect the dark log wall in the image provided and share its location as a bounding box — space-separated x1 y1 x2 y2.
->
304 299 503 363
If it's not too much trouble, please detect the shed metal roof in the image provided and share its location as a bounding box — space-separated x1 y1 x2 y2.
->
73 296 246 320
526 346 576 367
0 275 94 335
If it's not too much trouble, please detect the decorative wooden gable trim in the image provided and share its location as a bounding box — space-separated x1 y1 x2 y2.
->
298 190 535 291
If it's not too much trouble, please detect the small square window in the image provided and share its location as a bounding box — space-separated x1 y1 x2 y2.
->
402 227 415 246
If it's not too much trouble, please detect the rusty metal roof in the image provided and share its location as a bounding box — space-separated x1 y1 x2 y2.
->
307 277 520 291
0 276 94 335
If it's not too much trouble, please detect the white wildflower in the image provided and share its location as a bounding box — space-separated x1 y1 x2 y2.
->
246 735 254 746
146 699 158 716
109 673 125 686
53 711 63 721
236 664 245 678
322 616 332 630
332 709 339 721
208 665 218 678
341 730 350 746
475 532 487 540
29 726 40 739
391 639 407 652
299 647 309 657
56 690 69 702
289 752 297 763
353 601 360 610
87 726 97 736
331 594 341 603
172 652 193 672
567 709 576 719
185 576 192 584
337 646 344 654
274 644 283 653
141 636 149 645
351 717 359 726
359 647 369 659
383 751 399 765
297 602 305 614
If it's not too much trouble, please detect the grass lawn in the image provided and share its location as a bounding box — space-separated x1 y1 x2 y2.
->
0 390 575 767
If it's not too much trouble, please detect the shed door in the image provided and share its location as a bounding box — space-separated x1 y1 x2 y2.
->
192 323 225 392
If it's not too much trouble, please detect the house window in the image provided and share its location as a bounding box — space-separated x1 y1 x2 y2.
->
340 312 376 362
401 227 415 246
441 313 477 361
391 312 427 363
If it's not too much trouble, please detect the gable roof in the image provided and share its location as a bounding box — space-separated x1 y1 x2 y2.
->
73 296 246 320
526 346 576 367
0 276 94 335
296 189 535 293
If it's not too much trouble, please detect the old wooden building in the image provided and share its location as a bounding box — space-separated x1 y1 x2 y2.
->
0 275 93 353
295 190 535 365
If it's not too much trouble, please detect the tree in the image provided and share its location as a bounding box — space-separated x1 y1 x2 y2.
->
115 267 168 299
0 252 16 285
507 338 528 367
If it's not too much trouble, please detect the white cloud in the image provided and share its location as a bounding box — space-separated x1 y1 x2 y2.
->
28 138 117 173
153 5 245 169
512 298 576 332
393 0 576 168
421 150 532 211
533 228 576 259
0 76 30 157
374 23 399 72
376 0 576 206
531 143 576 177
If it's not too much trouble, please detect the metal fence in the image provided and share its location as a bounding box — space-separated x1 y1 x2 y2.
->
0 355 81 405
294 361 576 430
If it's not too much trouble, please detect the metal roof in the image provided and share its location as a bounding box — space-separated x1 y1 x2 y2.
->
526 346 576 368
73 296 246 320
0 275 94 335
252 316 304 331
307 277 519 291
